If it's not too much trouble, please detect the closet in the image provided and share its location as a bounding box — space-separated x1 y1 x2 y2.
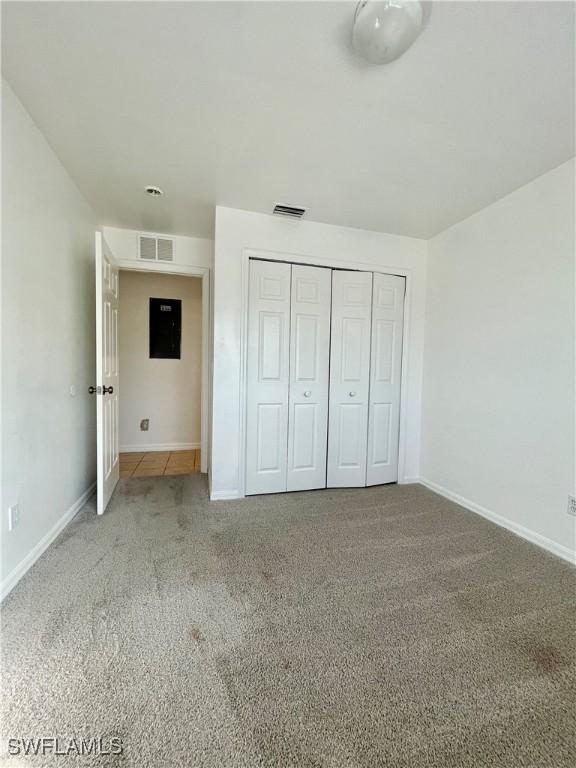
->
245 259 405 496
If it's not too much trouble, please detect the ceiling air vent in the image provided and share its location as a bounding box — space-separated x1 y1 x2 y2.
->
272 204 307 219
138 234 175 262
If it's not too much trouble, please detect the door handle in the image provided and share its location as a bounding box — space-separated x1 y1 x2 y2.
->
348 391 357 397
103 385 114 395
88 386 101 395
303 391 312 398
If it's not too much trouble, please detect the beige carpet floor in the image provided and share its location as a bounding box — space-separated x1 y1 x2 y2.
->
1 476 575 767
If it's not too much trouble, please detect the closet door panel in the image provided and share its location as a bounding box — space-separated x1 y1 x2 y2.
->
327 270 373 487
366 273 405 485
287 265 331 491
246 260 291 495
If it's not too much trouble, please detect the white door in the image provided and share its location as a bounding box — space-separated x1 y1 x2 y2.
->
245 260 291 495
95 232 119 514
366 274 405 486
287 265 331 492
327 270 373 487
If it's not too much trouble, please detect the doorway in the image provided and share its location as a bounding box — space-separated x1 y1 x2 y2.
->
117 270 203 479
94 231 210 514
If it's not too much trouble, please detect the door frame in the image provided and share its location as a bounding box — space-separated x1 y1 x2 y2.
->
114 258 210 474
238 247 414 498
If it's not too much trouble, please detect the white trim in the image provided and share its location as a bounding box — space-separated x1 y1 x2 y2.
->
200 270 210 474
210 490 242 501
396 270 412 484
238 250 250 497
237 247 415 498
117 259 207 278
120 442 200 453
115 259 210 474
1 483 96 602
419 478 576 565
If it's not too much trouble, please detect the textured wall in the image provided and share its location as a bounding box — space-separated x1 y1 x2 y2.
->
2 82 97 589
422 160 575 559
119 271 202 451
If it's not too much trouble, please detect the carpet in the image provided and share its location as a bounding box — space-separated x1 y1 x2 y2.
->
1 476 575 767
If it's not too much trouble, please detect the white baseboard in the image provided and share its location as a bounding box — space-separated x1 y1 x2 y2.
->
1 483 96 602
120 442 200 453
398 476 420 485
419 477 575 566
210 490 243 501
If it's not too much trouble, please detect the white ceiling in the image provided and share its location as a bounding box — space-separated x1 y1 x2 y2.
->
2 1 574 240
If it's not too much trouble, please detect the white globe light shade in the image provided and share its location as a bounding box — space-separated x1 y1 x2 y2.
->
352 1 425 65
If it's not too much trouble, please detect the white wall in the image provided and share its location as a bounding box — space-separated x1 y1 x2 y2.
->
1 82 97 596
211 206 428 499
119 271 202 451
102 226 212 271
421 160 575 562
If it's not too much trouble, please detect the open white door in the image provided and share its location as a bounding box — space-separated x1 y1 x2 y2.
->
94 232 119 514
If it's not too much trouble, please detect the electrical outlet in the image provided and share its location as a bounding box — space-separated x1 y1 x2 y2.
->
8 504 19 531
568 495 576 517
140 418 149 432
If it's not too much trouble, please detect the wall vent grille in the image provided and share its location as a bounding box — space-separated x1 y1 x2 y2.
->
138 234 175 262
272 204 307 219
157 238 174 262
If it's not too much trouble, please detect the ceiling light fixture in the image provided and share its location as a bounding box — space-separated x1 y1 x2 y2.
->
145 185 163 196
352 1 427 65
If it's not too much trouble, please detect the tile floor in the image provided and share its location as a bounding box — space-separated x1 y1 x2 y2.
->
119 450 200 478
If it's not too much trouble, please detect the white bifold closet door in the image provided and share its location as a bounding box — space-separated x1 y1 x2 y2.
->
287 265 331 491
245 260 291 495
246 260 331 495
246 261 405 495
327 270 373 487
366 273 405 485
